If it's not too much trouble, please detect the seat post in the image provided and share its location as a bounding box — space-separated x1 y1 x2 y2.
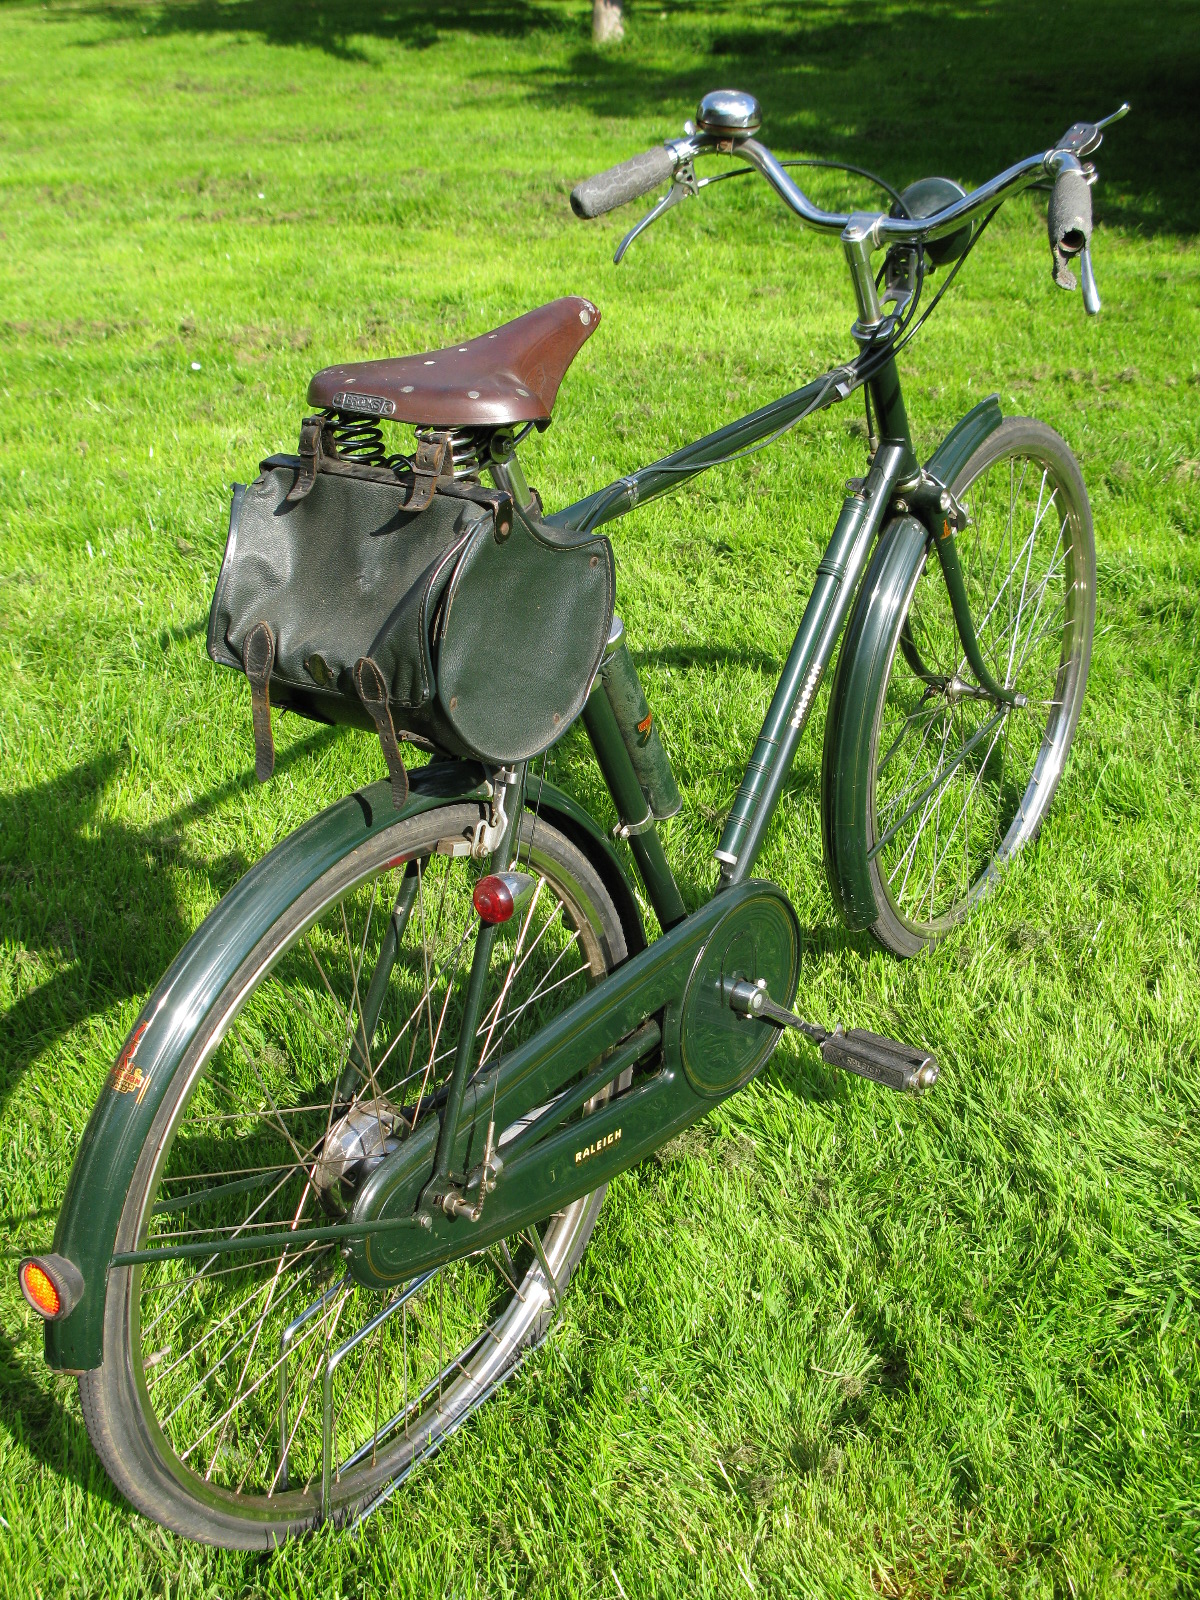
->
488 451 536 512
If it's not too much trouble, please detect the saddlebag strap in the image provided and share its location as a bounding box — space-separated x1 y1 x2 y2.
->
437 480 516 541
285 416 326 503
353 655 410 808
242 621 276 782
406 434 449 513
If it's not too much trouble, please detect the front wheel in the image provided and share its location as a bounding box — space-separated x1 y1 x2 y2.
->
823 418 1096 955
78 800 630 1547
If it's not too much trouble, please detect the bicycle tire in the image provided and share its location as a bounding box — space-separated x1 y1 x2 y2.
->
822 418 1095 955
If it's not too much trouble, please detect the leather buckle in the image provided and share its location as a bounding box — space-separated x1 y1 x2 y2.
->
285 416 330 503
353 656 410 809
406 434 450 512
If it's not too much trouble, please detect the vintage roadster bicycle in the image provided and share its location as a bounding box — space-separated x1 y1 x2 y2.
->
21 92 1125 1546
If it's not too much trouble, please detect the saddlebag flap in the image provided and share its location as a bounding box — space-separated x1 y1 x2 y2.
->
207 456 615 798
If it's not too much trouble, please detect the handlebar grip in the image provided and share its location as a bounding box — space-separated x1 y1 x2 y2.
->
1048 168 1093 290
570 145 677 219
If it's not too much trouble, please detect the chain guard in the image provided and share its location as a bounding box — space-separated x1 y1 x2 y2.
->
343 883 801 1290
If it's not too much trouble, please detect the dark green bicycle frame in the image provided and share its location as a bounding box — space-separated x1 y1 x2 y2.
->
43 337 1006 1372
558 348 1003 910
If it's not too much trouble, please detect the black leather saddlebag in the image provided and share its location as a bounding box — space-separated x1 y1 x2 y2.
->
207 456 615 800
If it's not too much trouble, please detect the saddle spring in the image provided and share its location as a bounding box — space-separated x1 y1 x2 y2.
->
415 426 487 481
320 409 402 467
322 411 488 483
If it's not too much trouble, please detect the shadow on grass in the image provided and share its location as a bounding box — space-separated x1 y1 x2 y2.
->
0 1327 127 1502
633 644 783 676
75 0 1199 234
79 0 563 60
0 726 341 1123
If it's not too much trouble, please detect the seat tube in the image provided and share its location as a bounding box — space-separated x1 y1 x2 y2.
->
582 674 687 930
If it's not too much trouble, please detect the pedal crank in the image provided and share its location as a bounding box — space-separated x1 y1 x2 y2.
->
725 978 938 1094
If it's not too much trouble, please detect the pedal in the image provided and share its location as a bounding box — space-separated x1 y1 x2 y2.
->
817 1026 937 1094
725 979 938 1095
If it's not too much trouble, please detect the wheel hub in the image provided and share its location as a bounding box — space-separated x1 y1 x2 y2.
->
313 1100 400 1212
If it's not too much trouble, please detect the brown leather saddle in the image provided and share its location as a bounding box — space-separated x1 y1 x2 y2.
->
307 295 601 429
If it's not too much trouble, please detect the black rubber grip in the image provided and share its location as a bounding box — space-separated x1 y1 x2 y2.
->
570 145 676 219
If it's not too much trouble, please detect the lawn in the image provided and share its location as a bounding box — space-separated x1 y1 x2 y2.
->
1 1 1199 1594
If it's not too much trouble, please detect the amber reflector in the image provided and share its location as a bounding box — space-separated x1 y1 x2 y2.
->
20 1260 61 1319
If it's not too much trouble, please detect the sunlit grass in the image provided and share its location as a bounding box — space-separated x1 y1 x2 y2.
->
1 0 1198 1594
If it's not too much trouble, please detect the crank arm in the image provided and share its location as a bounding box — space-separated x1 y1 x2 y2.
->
725 979 938 1094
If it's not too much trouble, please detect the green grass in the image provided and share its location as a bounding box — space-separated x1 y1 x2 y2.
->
2 0 1199 1593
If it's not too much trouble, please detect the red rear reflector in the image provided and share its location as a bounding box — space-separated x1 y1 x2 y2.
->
20 1260 61 1319
473 874 515 924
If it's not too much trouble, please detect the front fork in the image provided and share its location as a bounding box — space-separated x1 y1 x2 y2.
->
907 504 1025 710
869 347 1023 710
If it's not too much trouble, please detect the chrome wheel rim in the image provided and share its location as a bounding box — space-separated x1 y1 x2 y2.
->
870 449 1089 935
121 812 612 1525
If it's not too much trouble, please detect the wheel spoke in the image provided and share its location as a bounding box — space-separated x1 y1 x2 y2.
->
112 810 619 1522
870 440 1091 938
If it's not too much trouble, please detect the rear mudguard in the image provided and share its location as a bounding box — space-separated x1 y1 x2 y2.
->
821 395 1004 929
44 761 643 1372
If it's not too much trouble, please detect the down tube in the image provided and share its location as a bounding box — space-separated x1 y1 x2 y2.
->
716 441 909 882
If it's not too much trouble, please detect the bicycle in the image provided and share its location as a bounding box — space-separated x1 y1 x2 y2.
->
20 90 1126 1547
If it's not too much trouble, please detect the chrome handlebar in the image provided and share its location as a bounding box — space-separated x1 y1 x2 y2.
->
610 101 1129 318
661 104 1127 252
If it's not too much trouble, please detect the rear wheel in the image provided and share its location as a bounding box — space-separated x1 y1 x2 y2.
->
80 803 629 1547
825 419 1095 955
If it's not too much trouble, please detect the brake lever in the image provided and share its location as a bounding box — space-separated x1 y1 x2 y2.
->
1056 102 1130 161
613 161 699 265
1079 245 1101 314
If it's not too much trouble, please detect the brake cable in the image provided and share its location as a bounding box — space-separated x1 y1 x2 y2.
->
579 189 999 523
701 156 912 217
888 204 1002 358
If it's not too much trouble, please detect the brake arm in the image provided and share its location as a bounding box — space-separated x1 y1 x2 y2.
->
903 474 1024 708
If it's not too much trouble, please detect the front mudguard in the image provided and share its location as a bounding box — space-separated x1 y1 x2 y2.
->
44 762 643 1372
821 396 1004 930
921 394 1003 511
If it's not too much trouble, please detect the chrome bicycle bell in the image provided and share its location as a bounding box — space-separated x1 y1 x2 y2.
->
696 89 761 138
